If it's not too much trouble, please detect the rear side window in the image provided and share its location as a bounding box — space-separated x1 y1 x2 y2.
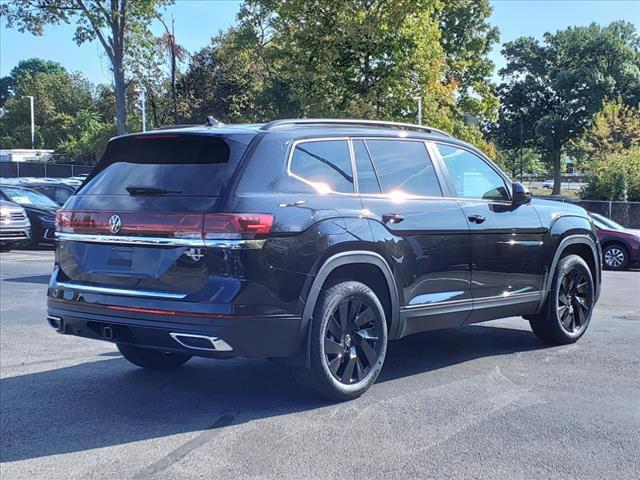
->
80 135 247 197
290 140 354 193
365 140 442 197
353 140 381 194
436 144 509 201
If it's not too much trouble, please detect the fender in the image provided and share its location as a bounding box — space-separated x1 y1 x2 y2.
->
536 234 601 312
295 250 400 367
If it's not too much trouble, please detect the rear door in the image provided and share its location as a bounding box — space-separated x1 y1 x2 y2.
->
432 142 546 322
55 133 254 298
356 138 472 337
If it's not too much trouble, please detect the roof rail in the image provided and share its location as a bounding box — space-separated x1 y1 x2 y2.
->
259 118 452 137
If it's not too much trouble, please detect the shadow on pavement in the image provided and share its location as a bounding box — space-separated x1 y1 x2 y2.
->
1 323 544 462
3 274 51 284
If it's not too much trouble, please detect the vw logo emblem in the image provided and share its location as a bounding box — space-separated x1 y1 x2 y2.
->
108 215 122 234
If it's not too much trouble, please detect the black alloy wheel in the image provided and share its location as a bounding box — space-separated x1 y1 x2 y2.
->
293 280 388 401
557 267 591 335
324 296 382 385
528 254 594 345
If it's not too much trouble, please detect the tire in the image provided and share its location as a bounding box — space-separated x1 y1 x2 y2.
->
293 280 388 401
529 254 595 345
602 243 628 271
117 344 192 370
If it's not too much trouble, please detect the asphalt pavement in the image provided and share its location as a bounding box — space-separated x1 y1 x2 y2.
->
1 249 639 480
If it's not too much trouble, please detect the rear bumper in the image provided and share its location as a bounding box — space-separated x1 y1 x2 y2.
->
47 300 303 359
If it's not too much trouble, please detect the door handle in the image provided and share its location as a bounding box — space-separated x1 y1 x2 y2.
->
468 214 486 224
382 213 405 224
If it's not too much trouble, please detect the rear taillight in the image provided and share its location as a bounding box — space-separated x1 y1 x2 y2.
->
203 213 273 239
56 211 203 238
56 211 273 240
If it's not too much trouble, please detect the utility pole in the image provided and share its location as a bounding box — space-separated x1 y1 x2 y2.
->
24 96 34 149
135 86 147 132
412 96 422 125
519 115 524 183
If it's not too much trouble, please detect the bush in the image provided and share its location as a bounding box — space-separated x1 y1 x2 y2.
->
580 147 640 201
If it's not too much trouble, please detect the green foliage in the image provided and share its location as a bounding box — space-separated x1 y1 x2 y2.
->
490 21 640 194
1 0 173 135
0 58 113 156
580 147 640 201
178 0 499 154
494 148 547 179
571 98 640 166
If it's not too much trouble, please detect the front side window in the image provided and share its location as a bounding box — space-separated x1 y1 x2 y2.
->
290 140 354 193
365 139 442 197
436 144 509 201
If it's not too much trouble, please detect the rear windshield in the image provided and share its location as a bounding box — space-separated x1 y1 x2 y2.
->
79 134 248 197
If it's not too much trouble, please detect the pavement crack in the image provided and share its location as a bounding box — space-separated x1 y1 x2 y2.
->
131 412 237 480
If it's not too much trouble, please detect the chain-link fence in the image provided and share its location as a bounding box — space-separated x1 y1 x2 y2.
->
0 161 94 178
559 199 640 228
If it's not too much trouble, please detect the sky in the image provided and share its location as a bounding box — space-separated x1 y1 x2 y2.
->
0 0 639 84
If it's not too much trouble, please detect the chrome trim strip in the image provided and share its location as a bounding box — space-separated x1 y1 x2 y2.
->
55 233 266 249
204 239 266 249
169 332 233 352
55 281 188 299
55 232 205 247
400 291 541 312
285 136 514 204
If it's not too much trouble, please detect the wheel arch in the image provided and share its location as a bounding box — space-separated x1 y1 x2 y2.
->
537 234 601 312
295 251 400 367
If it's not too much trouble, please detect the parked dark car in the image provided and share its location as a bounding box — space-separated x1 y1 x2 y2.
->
0 185 58 247
17 180 77 206
47 119 602 400
590 213 640 270
0 200 31 249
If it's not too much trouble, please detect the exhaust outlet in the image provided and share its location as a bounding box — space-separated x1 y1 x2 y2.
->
169 333 233 352
47 315 63 331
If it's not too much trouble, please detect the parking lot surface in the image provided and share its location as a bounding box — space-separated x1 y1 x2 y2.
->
1 250 639 480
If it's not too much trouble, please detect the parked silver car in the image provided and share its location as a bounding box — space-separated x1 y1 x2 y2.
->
0 200 31 249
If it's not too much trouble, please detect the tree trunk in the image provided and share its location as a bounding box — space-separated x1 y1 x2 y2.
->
552 148 562 195
113 61 127 136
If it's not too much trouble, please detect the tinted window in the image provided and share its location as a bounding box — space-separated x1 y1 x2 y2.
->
290 140 354 193
436 144 509 201
54 187 73 204
353 140 380 193
80 135 245 197
365 140 441 196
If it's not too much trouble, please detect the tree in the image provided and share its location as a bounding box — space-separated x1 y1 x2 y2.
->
0 0 172 135
178 0 499 154
572 98 640 164
580 147 640 202
158 15 188 121
492 21 640 194
0 58 65 108
0 65 95 148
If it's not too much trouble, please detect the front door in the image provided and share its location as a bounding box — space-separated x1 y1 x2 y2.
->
432 142 546 323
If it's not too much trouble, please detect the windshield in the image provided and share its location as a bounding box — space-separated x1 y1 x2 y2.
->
2 187 59 208
591 213 625 231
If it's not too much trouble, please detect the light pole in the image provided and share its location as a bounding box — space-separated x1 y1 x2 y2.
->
135 86 147 132
412 96 422 125
24 96 34 149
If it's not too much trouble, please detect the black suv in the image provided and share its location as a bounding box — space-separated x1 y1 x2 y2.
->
47 119 602 400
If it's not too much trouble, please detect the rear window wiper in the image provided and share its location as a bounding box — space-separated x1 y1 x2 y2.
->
125 185 182 196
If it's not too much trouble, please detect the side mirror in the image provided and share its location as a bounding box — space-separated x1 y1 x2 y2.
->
512 182 531 206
